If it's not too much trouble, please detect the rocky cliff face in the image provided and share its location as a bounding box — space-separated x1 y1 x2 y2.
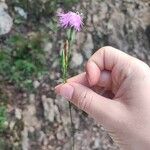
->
76 0 150 64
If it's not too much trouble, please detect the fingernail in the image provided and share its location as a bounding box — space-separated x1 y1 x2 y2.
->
55 84 74 100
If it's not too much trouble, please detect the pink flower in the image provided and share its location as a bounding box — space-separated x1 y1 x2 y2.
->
58 11 83 31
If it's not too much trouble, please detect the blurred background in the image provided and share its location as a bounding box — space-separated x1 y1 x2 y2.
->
0 0 149 149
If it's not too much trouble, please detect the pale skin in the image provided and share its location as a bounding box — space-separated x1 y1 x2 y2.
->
55 46 150 150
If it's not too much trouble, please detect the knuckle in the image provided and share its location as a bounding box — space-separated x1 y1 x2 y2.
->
78 90 93 113
78 91 88 110
89 46 114 64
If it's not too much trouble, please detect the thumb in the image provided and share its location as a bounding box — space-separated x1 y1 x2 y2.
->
55 82 122 126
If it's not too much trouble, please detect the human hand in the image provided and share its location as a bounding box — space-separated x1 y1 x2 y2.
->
55 46 150 150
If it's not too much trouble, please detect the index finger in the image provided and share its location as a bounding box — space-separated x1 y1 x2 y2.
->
86 46 131 86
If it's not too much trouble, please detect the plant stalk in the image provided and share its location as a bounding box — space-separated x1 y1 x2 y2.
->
62 38 75 150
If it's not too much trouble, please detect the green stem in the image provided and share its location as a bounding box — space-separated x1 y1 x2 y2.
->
63 66 67 83
69 101 74 150
62 58 74 150
68 31 75 149
62 29 76 150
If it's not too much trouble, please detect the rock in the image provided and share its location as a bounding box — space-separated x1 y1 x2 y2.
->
51 59 59 68
0 2 7 11
56 131 65 141
9 121 15 130
108 10 126 49
15 108 22 120
15 7 27 19
23 93 27 98
29 94 35 104
53 104 61 123
83 33 94 58
28 126 35 133
41 95 61 123
23 104 41 129
0 2 13 35
41 83 50 91
3 121 8 128
21 128 29 150
43 137 48 146
49 71 55 80
76 32 86 48
33 80 40 88
38 131 46 143
44 42 52 54
93 139 100 149
99 2 108 20
42 95 55 122
71 52 83 68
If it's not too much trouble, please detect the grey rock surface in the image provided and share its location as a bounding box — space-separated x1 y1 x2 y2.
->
15 7 27 19
21 128 29 150
42 95 55 122
71 52 83 68
0 2 13 35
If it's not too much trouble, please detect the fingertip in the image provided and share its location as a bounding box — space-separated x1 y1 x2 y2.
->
55 84 63 93
55 83 74 100
86 60 100 87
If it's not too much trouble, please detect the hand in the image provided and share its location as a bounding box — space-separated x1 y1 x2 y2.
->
55 46 150 150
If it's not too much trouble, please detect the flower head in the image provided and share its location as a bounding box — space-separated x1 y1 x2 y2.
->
58 11 83 31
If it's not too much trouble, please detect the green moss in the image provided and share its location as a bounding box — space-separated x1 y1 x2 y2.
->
0 106 7 132
0 33 48 91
